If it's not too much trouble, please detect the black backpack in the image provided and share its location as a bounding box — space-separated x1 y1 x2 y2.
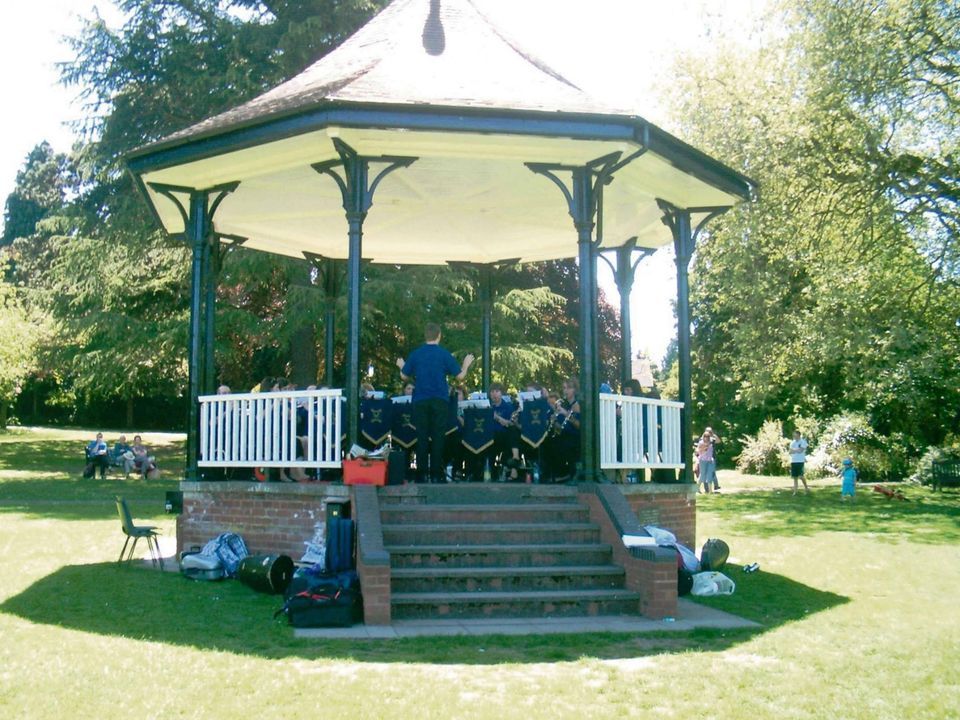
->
700 538 730 571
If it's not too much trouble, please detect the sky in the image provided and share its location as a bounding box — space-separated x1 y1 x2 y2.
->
0 0 768 369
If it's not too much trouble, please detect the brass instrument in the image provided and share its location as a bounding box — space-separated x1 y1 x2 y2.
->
549 401 573 437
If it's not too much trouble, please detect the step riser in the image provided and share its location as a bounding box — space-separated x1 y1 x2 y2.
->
383 527 600 545
391 597 640 620
388 548 613 569
392 572 624 594
381 508 590 524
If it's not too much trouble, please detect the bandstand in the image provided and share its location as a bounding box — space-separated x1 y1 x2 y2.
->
125 0 754 623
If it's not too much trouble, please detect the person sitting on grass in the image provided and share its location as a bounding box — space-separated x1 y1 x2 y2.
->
84 432 109 479
841 457 858 502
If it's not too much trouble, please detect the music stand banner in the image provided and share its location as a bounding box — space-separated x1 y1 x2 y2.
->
520 398 551 448
391 406 417 449
360 397 393 446
461 407 495 454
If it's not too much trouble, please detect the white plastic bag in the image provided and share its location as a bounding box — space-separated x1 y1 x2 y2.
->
690 571 736 596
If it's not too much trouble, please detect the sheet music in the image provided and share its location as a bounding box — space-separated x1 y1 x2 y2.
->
459 399 491 409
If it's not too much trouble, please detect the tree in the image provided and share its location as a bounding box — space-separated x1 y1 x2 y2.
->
2 143 72 246
0 276 45 427
663 0 960 457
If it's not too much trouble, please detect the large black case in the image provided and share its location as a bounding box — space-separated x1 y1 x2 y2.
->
280 572 361 628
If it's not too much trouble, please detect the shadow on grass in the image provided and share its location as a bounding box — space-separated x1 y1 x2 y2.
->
700 486 960 544
0 561 847 663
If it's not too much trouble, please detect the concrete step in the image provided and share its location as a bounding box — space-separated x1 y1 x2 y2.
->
386 543 614 569
391 588 642 620
380 502 590 525
391 564 625 594
382 522 600 546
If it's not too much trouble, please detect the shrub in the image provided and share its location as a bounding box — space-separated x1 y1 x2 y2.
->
735 419 789 475
907 436 960 486
815 412 902 483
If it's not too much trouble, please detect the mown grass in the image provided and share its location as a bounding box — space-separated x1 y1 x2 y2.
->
1 427 958 719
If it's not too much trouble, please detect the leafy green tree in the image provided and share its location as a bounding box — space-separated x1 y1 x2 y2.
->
664 0 960 459
0 276 45 426
2 143 72 246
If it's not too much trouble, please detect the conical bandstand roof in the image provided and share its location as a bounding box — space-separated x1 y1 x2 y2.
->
127 0 754 265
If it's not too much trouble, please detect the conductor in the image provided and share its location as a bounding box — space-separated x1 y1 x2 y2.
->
397 323 474 483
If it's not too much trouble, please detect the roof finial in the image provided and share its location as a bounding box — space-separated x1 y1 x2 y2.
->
422 0 445 56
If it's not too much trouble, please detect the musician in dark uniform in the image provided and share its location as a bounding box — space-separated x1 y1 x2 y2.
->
489 382 522 481
396 323 474 483
545 377 581 482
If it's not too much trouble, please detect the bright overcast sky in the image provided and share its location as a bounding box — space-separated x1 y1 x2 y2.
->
0 0 769 368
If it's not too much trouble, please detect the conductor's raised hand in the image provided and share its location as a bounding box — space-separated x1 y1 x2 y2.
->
395 357 405 370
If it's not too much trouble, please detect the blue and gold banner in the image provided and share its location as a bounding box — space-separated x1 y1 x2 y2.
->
391 405 417 449
360 397 393 446
461 407 495 454
519 398 551 448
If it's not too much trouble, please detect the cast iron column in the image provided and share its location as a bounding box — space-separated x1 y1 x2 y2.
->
201 238 217 395
313 140 416 446
185 190 208 482
659 201 731 483
527 152 629 483
673 209 694 484
572 166 601 479
479 264 493 392
304 253 345 388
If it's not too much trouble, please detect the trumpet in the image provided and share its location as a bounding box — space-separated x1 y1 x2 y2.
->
549 404 572 437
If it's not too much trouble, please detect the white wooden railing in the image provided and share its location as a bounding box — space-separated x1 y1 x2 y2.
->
198 389 343 469
599 393 684 469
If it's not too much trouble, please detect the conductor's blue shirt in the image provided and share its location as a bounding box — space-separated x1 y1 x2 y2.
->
402 344 460 402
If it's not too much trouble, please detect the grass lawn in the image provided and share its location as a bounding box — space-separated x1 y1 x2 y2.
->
1 427 958 719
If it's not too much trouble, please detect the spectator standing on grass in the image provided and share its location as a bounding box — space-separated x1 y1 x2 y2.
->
789 430 809 495
696 428 720 493
840 457 858 501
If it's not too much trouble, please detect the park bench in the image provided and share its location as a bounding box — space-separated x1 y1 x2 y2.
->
931 459 960 491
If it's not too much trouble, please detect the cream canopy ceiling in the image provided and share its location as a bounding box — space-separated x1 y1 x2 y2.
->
127 0 755 265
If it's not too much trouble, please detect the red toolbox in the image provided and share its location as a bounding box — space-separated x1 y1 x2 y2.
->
342 458 387 486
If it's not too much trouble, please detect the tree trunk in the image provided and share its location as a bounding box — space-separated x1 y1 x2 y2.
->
126 397 134 428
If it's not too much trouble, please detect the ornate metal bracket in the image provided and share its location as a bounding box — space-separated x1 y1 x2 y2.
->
147 180 240 244
311 138 417 219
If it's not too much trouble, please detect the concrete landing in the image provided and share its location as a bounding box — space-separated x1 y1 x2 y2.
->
294 599 760 639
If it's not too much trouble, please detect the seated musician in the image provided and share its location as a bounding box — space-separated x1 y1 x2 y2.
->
489 382 522 481
544 378 580 482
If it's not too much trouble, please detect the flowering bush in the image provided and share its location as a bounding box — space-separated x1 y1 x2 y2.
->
735 420 790 475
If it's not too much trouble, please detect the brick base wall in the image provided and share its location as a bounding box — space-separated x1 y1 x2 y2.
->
580 492 678 620
176 482 350 559
621 483 697 548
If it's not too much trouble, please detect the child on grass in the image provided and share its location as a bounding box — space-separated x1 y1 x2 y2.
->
841 457 858 501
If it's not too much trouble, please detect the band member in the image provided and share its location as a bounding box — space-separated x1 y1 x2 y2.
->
545 378 580 482
489 382 522 481
397 323 475 483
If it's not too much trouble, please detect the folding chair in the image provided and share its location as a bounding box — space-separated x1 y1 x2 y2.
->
115 496 164 570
